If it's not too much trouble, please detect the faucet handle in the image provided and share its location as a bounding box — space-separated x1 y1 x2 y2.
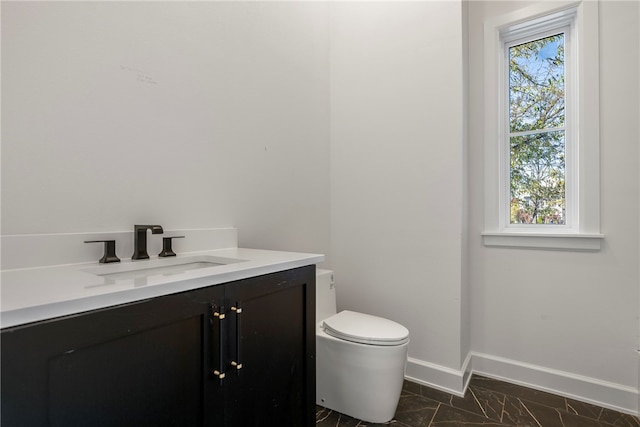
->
159 236 185 257
84 240 120 263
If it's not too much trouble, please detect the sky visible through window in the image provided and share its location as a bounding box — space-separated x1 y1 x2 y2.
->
508 33 566 225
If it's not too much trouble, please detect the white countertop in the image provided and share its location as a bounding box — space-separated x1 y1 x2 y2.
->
1 248 324 329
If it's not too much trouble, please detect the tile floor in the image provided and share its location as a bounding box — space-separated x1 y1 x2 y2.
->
316 375 640 427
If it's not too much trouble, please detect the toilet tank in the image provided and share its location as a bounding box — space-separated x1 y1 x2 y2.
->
316 269 337 323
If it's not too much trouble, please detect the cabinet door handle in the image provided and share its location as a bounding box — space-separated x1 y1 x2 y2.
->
231 303 243 372
211 304 226 382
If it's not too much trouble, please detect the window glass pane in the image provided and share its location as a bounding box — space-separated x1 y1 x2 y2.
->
510 130 565 224
509 33 565 132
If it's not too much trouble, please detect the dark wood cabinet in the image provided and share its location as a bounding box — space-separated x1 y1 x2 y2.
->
1 265 316 427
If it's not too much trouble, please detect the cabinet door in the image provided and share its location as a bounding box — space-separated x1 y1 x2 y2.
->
223 265 316 427
1 286 224 427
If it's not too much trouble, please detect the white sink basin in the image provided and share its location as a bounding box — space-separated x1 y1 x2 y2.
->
98 261 222 280
83 255 247 282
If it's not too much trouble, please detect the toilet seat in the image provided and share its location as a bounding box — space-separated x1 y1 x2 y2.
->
322 310 409 346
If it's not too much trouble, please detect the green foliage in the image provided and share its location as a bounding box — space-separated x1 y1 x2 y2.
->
509 34 566 225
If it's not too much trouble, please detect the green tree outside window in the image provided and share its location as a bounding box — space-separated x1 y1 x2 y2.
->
509 33 565 225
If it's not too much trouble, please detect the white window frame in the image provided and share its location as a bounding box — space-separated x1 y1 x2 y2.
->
503 24 574 231
482 0 603 251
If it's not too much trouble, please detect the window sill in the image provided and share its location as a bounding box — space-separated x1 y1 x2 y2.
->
482 232 604 251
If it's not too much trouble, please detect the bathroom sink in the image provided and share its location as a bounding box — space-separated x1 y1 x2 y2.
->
98 261 222 280
83 255 246 281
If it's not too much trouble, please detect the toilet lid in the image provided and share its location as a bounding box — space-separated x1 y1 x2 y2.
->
322 310 409 346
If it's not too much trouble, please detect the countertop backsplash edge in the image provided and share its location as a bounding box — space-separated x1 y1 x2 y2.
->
1 228 238 270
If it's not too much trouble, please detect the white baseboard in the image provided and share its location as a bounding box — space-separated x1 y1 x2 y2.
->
405 353 473 397
405 351 639 416
471 352 639 416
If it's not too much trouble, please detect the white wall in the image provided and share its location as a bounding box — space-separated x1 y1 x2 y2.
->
1 1 330 257
468 0 640 412
329 1 468 384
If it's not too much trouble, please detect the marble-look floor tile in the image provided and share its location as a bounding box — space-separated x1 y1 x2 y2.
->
598 408 640 427
460 386 506 422
407 383 451 404
316 406 359 426
412 383 505 422
316 405 412 427
564 398 605 420
471 376 566 411
323 377 640 427
316 405 374 426
501 396 542 426
402 380 422 395
524 399 609 427
393 393 440 426
501 397 623 427
430 404 509 427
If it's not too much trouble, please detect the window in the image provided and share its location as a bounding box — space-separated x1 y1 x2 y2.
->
482 1 603 250
508 32 567 226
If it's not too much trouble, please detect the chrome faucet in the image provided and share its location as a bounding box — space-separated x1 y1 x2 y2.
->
132 225 164 260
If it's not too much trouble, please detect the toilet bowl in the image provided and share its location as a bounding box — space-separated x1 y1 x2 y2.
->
315 269 409 423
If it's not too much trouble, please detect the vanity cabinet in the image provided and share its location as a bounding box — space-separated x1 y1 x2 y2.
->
1 265 316 427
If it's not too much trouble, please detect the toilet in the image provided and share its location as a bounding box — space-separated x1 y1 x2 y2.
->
315 269 409 423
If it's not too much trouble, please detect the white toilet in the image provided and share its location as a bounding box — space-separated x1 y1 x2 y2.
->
315 269 409 423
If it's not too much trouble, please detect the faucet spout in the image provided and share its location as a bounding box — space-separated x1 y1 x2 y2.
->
132 225 164 260
149 225 163 234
